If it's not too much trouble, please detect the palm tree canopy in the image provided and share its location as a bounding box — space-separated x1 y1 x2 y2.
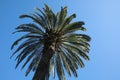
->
11 4 91 80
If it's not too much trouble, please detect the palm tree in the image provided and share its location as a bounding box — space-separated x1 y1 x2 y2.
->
11 4 91 80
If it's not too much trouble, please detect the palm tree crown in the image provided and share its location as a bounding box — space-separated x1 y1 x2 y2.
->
11 4 91 80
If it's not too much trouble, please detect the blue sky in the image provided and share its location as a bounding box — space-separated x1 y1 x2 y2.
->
0 0 120 80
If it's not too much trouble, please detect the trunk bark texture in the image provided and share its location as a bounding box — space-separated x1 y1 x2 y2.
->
32 46 54 80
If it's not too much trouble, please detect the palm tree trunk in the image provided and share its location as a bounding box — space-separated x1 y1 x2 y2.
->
32 46 54 80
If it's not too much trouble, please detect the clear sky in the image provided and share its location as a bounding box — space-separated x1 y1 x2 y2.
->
0 0 120 80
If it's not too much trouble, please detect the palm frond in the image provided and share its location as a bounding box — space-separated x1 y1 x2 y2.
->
57 14 76 34
19 14 47 30
63 21 86 34
21 44 43 70
15 42 40 68
59 46 78 77
62 33 91 42
49 54 56 78
16 23 44 34
11 33 41 51
62 45 85 68
62 42 90 60
25 56 40 76
55 7 67 30
56 53 66 80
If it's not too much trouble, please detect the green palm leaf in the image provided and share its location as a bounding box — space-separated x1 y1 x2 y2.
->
57 14 76 34
55 6 67 30
63 21 86 34
56 53 66 80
